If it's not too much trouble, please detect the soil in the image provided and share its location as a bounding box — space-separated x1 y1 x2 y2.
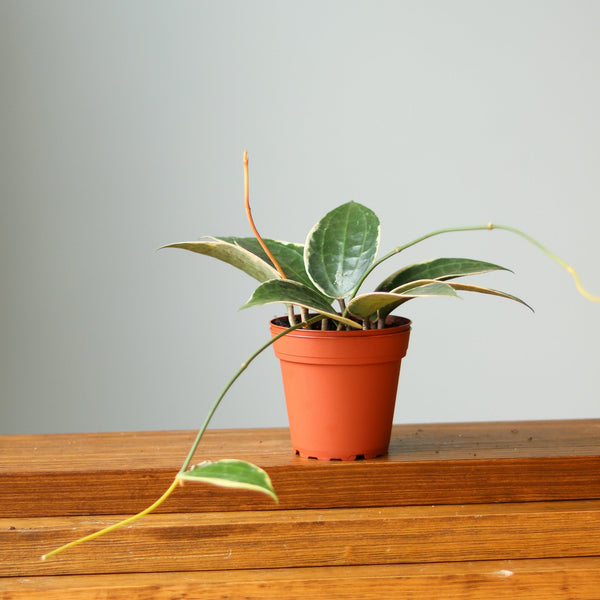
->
272 314 408 330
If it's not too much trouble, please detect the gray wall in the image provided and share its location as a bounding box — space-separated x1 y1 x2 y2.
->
2 1 599 435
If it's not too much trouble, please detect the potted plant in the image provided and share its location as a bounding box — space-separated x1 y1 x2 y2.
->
163 152 596 461
43 152 598 560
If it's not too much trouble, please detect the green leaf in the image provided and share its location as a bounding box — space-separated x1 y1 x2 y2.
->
305 201 380 299
376 257 511 292
348 278 532 320
217 237 316 289
241 279 362 329
441 282 533 310
390 279 532 311
161 238 279 283
177 459 278 502
347 282 460 319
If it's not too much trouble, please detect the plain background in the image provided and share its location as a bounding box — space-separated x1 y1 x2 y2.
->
2 1 599 435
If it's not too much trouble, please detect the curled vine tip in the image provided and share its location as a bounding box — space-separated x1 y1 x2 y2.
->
567 266 600 303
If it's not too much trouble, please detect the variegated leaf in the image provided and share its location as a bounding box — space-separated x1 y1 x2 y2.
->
241 279 361 329
178 459 278 502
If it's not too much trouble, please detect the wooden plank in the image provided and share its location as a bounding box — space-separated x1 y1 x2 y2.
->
2 557 600 600
2 420 599 517
4 500 600 577
5 420 599 474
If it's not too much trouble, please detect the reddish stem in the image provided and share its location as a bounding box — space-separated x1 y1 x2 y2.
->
243 151 286 279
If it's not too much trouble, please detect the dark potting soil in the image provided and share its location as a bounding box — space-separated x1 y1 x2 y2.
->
272 315 406 331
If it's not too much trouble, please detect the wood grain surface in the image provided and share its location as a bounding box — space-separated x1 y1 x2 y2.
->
2 558 600 600
3 500 600 577
2 420 599 599
2 420 599 517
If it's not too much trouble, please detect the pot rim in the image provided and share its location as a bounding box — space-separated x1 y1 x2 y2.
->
270 314 411 338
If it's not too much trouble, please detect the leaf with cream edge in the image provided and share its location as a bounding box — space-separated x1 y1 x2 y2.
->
348 279 532 320
178 459 278 502
376 257 512 292
241 279 362 329
438 282 533 310
162 238 280 283
217 237 329 297
347 281 460 319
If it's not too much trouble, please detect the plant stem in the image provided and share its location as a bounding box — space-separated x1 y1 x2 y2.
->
337 298 347 330
243 151 287 279
287 304 297 326
244 151 301 325
348 223 599 303
42 478 180 561
42 314 324 561
179 314 323 472
491 224 600 302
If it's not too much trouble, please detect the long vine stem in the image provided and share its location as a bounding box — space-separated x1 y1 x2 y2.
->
45 153 311 560
42 314 323 561
347 223 599 306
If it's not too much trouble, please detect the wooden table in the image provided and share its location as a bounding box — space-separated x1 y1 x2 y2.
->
1 420 599 598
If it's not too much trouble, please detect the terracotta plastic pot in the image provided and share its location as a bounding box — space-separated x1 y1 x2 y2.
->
270 316 411 460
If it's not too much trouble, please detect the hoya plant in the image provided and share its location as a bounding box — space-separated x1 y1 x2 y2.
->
43 153 597 561
166 153 597 329
167 200 537 331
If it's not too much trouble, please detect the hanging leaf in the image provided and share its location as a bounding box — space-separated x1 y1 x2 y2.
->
161 238 279 283
305 201 380 299
376 257 511 292
347 282 460 319
177 459 278 502
241 279 361 329
349 278 532 320
440 282 533 310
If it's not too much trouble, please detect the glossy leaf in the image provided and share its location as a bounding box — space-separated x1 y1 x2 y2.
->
347 282 459 319
305 201 380 299
217 237 315 288
241 279 361 329
376 257 511 292
440 282 533 310
349 278 532 320
161 238 279 283
388 279 532 311
177 459 278 502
